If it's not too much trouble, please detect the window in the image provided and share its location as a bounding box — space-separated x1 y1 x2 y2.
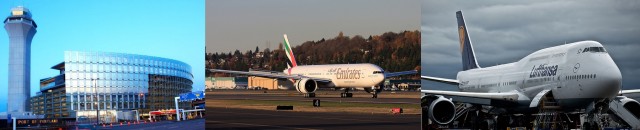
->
587 47 606 53
373 71 384 74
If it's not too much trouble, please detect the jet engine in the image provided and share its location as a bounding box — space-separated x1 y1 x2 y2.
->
295 78 317 93
422 95 456 124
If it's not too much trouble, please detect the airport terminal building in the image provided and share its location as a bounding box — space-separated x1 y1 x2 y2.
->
30 51 193 122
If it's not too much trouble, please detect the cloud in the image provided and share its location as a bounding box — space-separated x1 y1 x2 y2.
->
422 0 640 90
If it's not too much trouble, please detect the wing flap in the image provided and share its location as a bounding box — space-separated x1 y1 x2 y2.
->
421 76 460 85
620 89 640 95
209 69 332 83
384 70 418 78
422 90 519 102
210 69 299 79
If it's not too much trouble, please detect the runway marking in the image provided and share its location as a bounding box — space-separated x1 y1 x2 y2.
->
207 120 320 130
213 97 419 104
210 110 419 123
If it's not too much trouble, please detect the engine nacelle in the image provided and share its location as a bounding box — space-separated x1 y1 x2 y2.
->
423 95 456 124
295 78 317 93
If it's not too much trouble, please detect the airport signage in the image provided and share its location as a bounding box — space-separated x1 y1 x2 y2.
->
313 99 320 107
14 119 68 127
179 91 205 101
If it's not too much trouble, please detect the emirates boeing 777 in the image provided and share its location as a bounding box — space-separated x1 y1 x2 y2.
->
210 34 417 98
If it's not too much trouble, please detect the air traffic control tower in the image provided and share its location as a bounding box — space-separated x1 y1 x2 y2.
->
4 6 37 115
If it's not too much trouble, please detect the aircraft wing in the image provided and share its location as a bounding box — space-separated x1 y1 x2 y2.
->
422 90 520 102
421 76 460 85
384 70 418 78
209 69 332 82
620 89 640 95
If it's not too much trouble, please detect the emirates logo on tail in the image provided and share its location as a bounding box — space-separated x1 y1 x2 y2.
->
283 34 298 68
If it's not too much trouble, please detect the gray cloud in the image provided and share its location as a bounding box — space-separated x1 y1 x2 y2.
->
422 0 640 90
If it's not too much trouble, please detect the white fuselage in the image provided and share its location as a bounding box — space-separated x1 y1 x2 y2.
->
457 41 622 109
285 63 385 88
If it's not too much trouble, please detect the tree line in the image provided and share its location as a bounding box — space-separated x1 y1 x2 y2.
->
206 30 421 79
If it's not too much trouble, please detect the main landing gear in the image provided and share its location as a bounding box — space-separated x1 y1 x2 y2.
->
304 93 316 98
341 88 353 98
583 100 610 130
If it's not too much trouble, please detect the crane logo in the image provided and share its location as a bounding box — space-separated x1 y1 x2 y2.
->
459 26 466 54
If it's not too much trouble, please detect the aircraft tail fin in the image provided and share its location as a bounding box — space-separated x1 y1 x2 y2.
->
456 11 480 70
283 34 298 68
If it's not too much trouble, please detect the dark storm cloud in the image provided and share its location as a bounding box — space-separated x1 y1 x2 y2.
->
421 0 640 90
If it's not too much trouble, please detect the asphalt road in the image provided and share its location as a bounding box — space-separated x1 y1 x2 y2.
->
208 90 419 104
206 107 420 130
72 119 205 130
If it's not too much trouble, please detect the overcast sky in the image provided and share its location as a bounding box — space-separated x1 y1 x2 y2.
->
206 0 420 53
421 0 640 91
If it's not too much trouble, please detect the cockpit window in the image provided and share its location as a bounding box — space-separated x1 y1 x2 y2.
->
584 47 606 53
373 71 384 74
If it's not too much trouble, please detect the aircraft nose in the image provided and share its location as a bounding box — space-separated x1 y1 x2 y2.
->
376 74 385 83
596 63 622 98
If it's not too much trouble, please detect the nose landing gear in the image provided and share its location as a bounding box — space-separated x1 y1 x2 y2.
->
364 86 382 98
340 88 353 98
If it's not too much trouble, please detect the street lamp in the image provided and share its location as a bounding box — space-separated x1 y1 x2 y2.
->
135 92 144 122
131 110 139 122
175 97 180 121
92 78 100 125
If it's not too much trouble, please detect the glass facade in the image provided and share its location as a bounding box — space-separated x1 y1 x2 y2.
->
30 51 194 122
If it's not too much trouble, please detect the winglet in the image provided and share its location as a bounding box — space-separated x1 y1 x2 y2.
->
283 34 298 68
456 11 480 70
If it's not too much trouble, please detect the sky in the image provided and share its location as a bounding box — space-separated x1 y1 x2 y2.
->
421 0 640 91
206 0 420 53
0 0 205 112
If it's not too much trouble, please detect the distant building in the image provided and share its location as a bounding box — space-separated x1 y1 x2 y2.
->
209 77 247 89
247 76 292 90
255 52 264 58
385 79 420 91
30 51 193 123
205 77 215 90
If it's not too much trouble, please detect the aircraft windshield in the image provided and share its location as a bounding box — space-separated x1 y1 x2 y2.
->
583 47 607 53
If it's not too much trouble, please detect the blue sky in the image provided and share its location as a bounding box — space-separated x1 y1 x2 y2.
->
0 0 204 112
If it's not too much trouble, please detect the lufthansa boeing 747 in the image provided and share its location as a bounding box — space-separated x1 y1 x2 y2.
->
422 11 640 129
